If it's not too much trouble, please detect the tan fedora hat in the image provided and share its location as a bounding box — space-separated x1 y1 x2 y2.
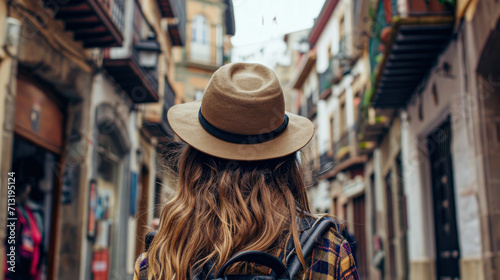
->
167 63 314 161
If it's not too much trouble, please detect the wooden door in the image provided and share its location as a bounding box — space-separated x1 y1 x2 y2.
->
385 172 397 279
15 75 64 154
353 194 367 279
428 119 460 280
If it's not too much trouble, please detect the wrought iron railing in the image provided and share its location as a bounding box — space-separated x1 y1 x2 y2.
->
131 42 159 94
333 123 361 163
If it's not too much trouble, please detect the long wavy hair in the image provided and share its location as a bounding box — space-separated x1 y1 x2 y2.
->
147 145 312 280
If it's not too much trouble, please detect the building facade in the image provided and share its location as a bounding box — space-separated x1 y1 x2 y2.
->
362 1 498 279
290 0 500 279
360 0 500 279
173 0 235 103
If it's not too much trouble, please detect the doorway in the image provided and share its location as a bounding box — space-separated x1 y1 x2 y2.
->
352 194 367 279
428 118 460 280
10 136 61 280
385 171 397 280
9 73 65 280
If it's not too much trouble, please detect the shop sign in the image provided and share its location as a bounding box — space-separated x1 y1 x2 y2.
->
92 249 109 280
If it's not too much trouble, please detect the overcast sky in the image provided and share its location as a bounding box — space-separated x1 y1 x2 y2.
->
230 0 326 47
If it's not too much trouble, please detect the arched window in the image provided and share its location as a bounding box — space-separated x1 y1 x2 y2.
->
191 15 211 63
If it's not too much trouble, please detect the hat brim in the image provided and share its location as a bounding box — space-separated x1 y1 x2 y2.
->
167 101 315 161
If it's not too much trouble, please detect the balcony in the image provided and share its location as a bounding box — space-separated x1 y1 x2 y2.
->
318 58 339 99
103 1 160 103
47 0 125 47
156 0 186 46
292 50 317 90
369 0 454 108
318 55 351 101
334 130 350 163
318 70 332 100
356 88 392 148
143 77 176 139
156 0 178 17
321 125 368 180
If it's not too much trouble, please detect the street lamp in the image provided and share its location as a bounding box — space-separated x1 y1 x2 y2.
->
135 35 162 68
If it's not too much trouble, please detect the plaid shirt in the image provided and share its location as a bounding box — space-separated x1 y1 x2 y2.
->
134 218 359 280
299 227 360 280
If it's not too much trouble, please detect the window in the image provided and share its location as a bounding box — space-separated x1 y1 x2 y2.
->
192 15 208 44
191 15 211 63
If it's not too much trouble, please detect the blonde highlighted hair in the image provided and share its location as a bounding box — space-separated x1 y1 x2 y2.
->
147 146 312 280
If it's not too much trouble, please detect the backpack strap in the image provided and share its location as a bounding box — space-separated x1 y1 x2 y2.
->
144 231 157 251
216 251 289 280
286 216 338 280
